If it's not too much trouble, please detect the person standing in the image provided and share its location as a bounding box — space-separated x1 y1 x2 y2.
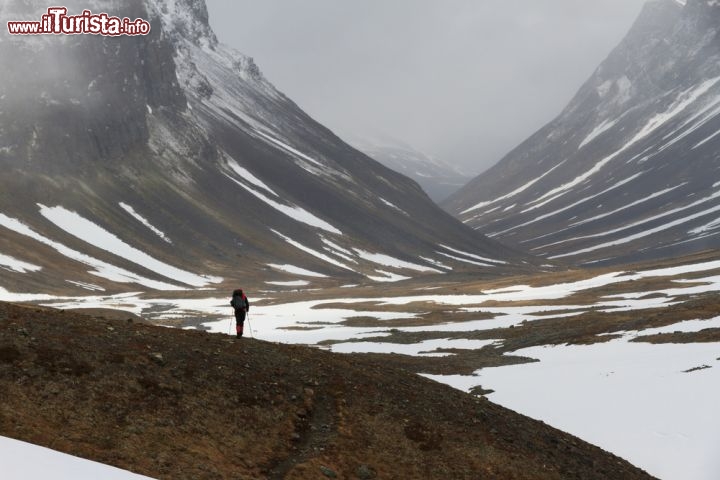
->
230 289 250 338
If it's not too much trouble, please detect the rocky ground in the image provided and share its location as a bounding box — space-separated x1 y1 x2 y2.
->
0 301 656 479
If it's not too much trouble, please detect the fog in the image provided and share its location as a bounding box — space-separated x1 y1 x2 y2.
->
205 1 648 176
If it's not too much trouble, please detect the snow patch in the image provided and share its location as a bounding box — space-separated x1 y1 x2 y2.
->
435 251 492 267
578 118 618 149
0 435 155 480
692 128 720 150
629 76 720 146
225 158 277 197
39 205 220 287
254 129 324 168
550 191 720 258
271 230 354 271
265 280 310 287
366 270 412 283
0 213 183 291
0 253 41 273
567 183 685 228
379 197 408 215
321 237 358 264
66 280 105 292
267 264 328 278
353 249 442 273
438 244 507 265
332 338 496 356
224 174 342 235
460 161 566 215
634 316 720 337
119 202 172 244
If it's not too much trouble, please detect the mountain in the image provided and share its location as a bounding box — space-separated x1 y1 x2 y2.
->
344 133 472 203
0 0 536 298
0 301 657 479
443 0 720 266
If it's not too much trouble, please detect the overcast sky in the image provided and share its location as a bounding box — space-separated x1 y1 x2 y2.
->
205 0 648 176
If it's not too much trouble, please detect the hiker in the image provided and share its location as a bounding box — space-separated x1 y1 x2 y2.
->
230 288 250 338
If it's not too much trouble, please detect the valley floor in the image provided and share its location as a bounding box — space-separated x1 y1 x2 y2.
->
3 251 720 479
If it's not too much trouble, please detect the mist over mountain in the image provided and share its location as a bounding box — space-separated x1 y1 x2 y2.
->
444 0 720 266
0 0 537 297
344 132 472 203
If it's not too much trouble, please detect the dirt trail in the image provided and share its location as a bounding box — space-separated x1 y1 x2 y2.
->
266 386 338 479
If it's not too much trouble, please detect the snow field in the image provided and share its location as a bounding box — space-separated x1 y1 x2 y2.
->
0 435 155 480
470 339 720 480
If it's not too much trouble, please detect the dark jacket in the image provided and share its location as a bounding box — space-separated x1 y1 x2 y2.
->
230 290 250 312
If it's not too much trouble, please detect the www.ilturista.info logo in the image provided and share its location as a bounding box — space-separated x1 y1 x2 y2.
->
7 7 151 36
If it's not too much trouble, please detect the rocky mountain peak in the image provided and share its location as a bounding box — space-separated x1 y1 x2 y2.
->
681 0 720 35
151 0 217 48
0 0 532 297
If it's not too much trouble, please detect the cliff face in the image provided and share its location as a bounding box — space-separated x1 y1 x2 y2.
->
444 0 720 266
0 0 185 169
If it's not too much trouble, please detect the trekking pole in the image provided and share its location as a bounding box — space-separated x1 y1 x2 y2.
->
228 314 234 335
247 311 254 339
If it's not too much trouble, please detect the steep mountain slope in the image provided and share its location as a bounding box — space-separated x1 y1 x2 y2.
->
345 133 472 203
0 0 533 298
444 0 720 266
0 301 657 479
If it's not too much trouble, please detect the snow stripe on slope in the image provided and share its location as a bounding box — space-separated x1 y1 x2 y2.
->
438 244 507 264
628 76 720 147
40 205 220 287
435 251 492 267
0 253 41 273
567 183 686 228
524 77 720 212
550 201 720 259
224 174 342 235
119 202 172 244
254 129 323 167
225 158 278 197
578 118 619 149
539 187 720 251
460 161 567 215
495 172 646 238
353 248 442 273
271 230 354 271
0 213 182 290
267 264 328 278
